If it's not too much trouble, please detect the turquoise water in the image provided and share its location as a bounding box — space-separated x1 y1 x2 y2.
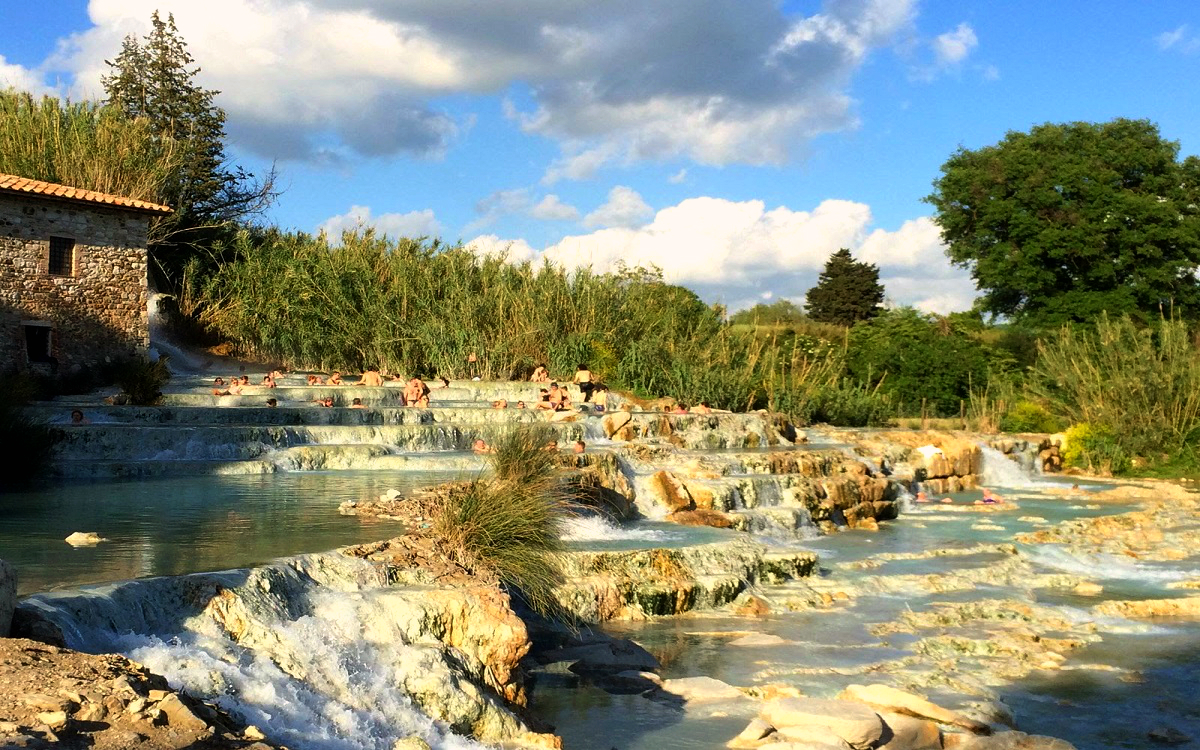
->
0 471 463 595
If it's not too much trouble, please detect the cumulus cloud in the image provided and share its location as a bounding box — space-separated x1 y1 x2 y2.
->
0 55 50 95
318 204 441 240
32 0 915 168
932 22 978 66
530 194 581 221
469 196 976 313
583 186 653 229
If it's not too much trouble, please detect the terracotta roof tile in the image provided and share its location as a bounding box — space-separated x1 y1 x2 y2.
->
0 173 172 214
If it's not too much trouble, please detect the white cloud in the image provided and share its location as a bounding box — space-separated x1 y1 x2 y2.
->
318 205 441 240
932 22 978 66
0 55 50 95
31 0 915 168
530 194 581 222
583 186 653 229
668 169 689 184
469 195 977 312
1157 25 1200 54
466 234 538 263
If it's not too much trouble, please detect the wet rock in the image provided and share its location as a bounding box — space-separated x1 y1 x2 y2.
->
1148 726 1192 745
728 717 776 748
0 559 13 638
667 508 735 528
877 711 942 750
660 676 747 703
546 639 660 675
839 683 990 734
1070 582 1103 596
942 731 1077 749
646 470 696 512
64 532 106 546
393 738 433 750
1095 597 1200 619
760 697 884 750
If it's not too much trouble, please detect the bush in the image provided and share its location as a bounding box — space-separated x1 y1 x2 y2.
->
114 356 171 405
1062 423 1131 475
1000 400 1062 434
434 425 577 618
807 379 894 427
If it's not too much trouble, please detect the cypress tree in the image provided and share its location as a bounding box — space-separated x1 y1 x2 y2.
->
804 248 885 325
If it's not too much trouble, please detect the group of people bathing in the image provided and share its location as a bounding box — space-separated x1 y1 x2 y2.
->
914 487 1005 505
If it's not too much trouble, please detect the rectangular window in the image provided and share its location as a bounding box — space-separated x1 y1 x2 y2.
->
24 324 53 363
49 236 75 276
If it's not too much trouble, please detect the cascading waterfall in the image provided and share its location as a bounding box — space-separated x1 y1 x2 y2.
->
979 444 1048 488
21 556 525 750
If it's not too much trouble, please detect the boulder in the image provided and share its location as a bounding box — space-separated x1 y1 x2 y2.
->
728 718 776 748
0 559 14 637
877 711 942 749
646 471 696 512
760 697 884 750
660 676 747 703
64 532 106 546
541 639 660 674
155 693 209 732
601 410 633 439
840 683 991 734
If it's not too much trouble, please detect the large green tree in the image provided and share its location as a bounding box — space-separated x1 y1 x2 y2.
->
804 248 885 325
103 11 276 275
926 118 1200 325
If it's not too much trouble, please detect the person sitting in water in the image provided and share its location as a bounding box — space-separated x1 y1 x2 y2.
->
350 397 366 409
671 403 688 414
261 373 276 388
326 371 343 386
691 401 711 415
213 377 226 387
265 398 278 408
915 491 929 503
547 383 570 411
315 396 334 408
357 367 383 387
404 377 431 407
306 374 320 386
530 364 550 383
976 488 1004 505
69 409 89 425
573 439 586 454
472 438 492 454
535 388 553 410
515 400 526 409
573 363 595 402
492 399 508 409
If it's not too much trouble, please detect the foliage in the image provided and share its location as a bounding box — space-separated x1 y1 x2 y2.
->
1026 314 1200 462
114 356 172 405
1000 400 1062 434
845 308 993 416
434 426 577 618
0 89 180 203
103 11 276 272
1062 423 1130 476
806 379 894 427
0 373 59 491
926 118 1200 325
805 248 885 326
187 230 852 418
729 299 806 325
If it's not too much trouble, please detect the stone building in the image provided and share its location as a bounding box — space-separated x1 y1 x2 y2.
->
0 174 171 375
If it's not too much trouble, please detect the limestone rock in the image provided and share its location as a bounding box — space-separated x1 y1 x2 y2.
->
877 711 942 749
393 738 433 750
0 559 14 637
1095 597 1200 619
660 676 747 703
601 410 633 439
64 532 106 546
730 633 790 647
839 683 991 734
155 693 208 731
942 730 1078 749
728 717 776 748
760 697 884 750
646 470 695 512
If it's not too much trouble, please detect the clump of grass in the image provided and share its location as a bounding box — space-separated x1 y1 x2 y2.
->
114 356 171 405
433 425 577 618
0 372 58 491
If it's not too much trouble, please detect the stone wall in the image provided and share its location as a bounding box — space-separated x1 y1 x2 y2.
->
0 194 152 373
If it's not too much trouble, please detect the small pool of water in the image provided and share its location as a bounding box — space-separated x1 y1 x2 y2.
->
1 470 464 594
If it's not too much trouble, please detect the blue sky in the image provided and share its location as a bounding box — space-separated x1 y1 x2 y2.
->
2 0 1198 312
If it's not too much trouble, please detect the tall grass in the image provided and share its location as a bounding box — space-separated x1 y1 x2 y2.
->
433 426 576 617
186 229 866 419
1026 314 1200 460
0 90 179 206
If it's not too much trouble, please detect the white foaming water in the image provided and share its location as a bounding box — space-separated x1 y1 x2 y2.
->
26 566 507 750
560 515 678 542
979 445 1048 489
1025 545 1198 583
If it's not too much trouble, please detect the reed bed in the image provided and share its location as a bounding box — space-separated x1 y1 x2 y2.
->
186 228 882 420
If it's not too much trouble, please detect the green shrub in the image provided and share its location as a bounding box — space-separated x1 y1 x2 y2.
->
490 422 561 485
114 356 171 405
807 379 894 427
1062 423 1130 475
1000 400 1062 434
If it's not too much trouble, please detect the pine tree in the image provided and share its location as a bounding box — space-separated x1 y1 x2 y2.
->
103 12 275 267
804 248 885 326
